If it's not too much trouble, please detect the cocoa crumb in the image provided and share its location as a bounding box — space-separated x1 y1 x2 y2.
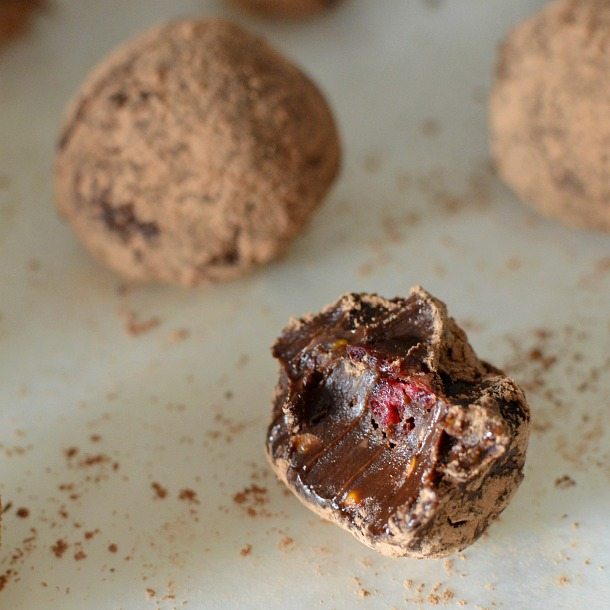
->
240 544 252 557
232 484 269 517
15 507 29 518
51 539 69 558
277 536 295 552
121 308 161 336
151 482 168 499
65 447 79 459
352 576 371 598
178 488 199 504
108 543 118 553
555 475 576 489
74 550 87 561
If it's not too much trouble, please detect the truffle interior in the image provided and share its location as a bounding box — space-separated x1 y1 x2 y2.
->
275 296 447 536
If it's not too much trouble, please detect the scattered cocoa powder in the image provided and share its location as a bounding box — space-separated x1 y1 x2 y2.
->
277 536 295 552
232 484 269 518
120 308 161 337
555 475 576 489
352 576 371 598
0 528 37 592
15 507 29 519
178 488 199 504
51 539 68 558
240 544 252 557
151 482 168 499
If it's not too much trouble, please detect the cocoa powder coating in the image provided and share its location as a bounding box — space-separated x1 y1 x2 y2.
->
490 0 610 232
55 18 341 286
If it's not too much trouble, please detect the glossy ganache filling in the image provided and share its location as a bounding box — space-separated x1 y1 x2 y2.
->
270 331 450 538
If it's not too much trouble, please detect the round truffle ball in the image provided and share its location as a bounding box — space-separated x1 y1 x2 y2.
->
228 0 341 19
490 0 610 232
55 19 341 286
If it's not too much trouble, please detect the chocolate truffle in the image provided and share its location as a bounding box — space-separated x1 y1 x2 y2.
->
490 0 610 232
55 19 340 286
267 286 530 558
0 0 44 46
228 0 341 19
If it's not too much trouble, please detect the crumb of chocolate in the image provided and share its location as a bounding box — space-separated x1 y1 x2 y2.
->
65 447 79 459
178 488 199 504
108 543 118 553
555 475 576 489
15 507 29 518
232 484 269 517
121 309 161 336
240 544 252 557
73 549 87 561
151 482 168 499
277 536 295 552
51 539 69 558
352 576 371 598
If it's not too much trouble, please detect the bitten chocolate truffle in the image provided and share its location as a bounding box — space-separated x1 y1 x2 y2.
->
267 287 530 558
55 19 340 286
490 0 610 232
228 0 341 19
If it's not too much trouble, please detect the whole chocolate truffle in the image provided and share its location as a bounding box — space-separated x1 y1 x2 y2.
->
267 287 530 558
228 0 341 19
490 0 610 232
55 19 341 286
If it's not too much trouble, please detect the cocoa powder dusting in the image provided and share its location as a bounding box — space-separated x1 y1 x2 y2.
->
51 539 69 559
151 482 168 499
240 544 252 557
232 484 270 518
178 488 199 504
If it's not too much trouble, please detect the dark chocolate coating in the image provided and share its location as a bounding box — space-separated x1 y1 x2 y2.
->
266 286 530 558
